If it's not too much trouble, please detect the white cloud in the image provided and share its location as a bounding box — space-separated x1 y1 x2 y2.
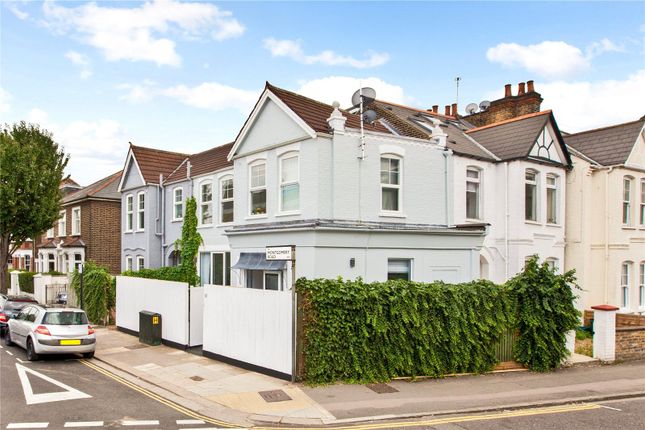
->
0 87 12 113
297 76 410 107
118 80 258 113
27 108 129 184
5 2 29 20
486 39 624 80
42 0 245 67
65 51 92 79
264 38 389 69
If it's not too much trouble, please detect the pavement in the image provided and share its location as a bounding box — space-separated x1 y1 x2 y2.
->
92 327 645 428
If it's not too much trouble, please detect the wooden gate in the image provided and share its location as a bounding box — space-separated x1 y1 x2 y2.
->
494 327 518 362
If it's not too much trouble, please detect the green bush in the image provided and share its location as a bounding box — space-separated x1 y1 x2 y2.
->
18 272 35 293
297 278 514 384
71 261 114 325
508 257 580 372
121 266 190 283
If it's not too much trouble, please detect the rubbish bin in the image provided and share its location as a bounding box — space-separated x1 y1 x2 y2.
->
139 311 161 346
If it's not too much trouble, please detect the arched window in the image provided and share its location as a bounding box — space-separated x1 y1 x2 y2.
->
466 167 481 220
279 153 300 213
249 160 267 216
525 169 539 222
220 175 234 223
199 180 213 225
380 155 402 212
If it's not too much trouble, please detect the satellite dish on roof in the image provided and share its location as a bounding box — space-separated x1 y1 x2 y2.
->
362 109 377 124
479 100 491 111
465 103 479 114
351 87 376 107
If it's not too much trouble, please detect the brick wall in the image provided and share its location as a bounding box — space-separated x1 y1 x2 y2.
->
615 326 645 361
87 200 121 274
584 310 645 328
463 82 543 127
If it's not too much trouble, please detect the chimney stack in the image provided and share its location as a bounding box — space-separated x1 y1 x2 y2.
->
518 82 526 95
504 84 512 97
451 103 458 117
445 105 451 116
527 80 535 92
432 105 439 113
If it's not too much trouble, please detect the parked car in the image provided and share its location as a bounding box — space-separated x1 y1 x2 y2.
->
55 292 68 305
0 294 39 337
4 304 96 361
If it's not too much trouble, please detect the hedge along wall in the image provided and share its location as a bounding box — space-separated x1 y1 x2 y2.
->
18 272 35 293
296 257 580 384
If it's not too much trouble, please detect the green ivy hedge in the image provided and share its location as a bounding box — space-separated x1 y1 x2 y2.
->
71 261 114 325
121 267 190 283
18 272 35 293
297 256 579 384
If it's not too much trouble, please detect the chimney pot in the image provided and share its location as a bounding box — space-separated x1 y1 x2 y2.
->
518 82 526 95
445 105 451 116
432 105 439 113
504 84 512 97
527 80 535 92
451 103 458 117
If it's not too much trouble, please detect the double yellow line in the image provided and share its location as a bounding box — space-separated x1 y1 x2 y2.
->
81 359 601 430
81 359 239 428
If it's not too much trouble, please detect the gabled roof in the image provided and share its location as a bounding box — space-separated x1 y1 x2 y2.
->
563 118 644 166
370 101 498 161
165 142 234 183
266 82 391 135
129 144 189 184
63 171 122 204
465 110 570 165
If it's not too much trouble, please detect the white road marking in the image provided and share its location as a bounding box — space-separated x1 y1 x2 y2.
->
599 404 622 411
64 421 104 427
6 350 14 356
0 344 4 348
16 358 25 363
120 420 160 426
176 419 206 425
15 363 92 405
6 423 49 429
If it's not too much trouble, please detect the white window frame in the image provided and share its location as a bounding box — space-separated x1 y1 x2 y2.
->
639 261 645 309
546 174 558 224
125 194 133 232
126 256 133 272
249 160 267 217
387 258 412 281
172 187 183 221
640 179 644 226
58 210 66 237
623 177 632 226
466 167 481 220
620 261 631 309
137 256 145 271
279 153 300 214
46 227 54 239
244 269 283 291
220 175 234 224
137 192 145 231
71 206 81 235
525 169 539 222
380 155 402 214
199 180 213 226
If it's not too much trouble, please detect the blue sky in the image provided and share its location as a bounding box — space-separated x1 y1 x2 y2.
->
1 1 644 184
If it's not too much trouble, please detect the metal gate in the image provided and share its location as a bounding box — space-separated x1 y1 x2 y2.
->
494 327 518 362
44 283 77 307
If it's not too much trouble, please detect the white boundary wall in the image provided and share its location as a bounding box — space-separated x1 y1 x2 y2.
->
203 285 292 377
116 276 203 347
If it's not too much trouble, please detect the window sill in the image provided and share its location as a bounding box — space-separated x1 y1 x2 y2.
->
276 211 301 217
465 218 482 223
380 212 406 218
545 223 562 227
217 222 234 228
245 215 268 220
197 224 213 229
622 226 637 230
524 220 541 226
171 218 183 223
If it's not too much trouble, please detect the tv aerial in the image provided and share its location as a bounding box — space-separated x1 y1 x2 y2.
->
465 103 479 115
351 87 377 160
479 100 491 111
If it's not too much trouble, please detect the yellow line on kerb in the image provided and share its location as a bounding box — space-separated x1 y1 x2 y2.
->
80 359 239 428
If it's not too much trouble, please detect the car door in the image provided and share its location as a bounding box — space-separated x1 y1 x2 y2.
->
12 307 34 347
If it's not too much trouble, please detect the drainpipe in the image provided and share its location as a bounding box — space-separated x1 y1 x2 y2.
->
443 151 450 226
156 173 165 266
505 163 509 280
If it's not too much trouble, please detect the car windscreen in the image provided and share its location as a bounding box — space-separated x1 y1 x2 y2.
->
4 301 35 310
42 311 88 325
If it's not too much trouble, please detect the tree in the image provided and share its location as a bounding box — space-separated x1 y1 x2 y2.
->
0 122 68 293
177 197 202 286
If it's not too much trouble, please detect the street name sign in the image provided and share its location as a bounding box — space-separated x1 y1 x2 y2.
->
266 246 293 261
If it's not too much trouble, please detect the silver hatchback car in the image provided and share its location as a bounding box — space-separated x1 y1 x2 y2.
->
5 304 96 361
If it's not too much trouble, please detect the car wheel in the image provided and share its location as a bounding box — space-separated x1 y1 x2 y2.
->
82 351 94 359
26 338 39 361
4 330 14 346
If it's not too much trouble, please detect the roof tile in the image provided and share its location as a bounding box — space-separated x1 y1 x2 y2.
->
564 119 644 166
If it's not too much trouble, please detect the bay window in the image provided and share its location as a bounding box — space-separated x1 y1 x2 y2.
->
280 154 299 212
466 168 480 220
640 180 644 226
220 176 234 223
200 182 213 225
525 170 538 222
137 192 145 230
381 156 401 212
640 262 645 308
621 262 631 308
249 162 266 216
125 194 133 232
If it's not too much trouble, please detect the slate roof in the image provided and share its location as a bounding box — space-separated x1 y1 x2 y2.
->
63 171 122 204
130 144 188 184
563 119 644 166
466 111 555 161
266 82 391 135
165 142 234 183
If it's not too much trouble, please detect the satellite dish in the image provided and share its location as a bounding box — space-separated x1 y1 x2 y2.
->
479 100 491 111
362 109 377 124
465 103 479 114
351 87 376 107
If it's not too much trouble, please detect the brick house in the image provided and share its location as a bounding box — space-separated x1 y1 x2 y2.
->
36 171 123 274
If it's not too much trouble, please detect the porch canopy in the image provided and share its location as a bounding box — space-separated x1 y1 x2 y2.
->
232 252 286 271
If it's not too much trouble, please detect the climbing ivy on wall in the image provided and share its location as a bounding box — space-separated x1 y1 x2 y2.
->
71 260 114 325
177 197 202 286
